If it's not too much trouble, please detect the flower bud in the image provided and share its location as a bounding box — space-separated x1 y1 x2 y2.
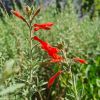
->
25 5 32 15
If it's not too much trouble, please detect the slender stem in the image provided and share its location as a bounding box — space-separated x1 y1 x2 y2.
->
38 90 43 100
29 25 33 85
29 25 33 61
47 88 51 100
29 23 33 62
72 75 79 100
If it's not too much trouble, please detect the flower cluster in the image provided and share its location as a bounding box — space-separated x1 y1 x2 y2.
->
11 9 87 89
32 22 64 88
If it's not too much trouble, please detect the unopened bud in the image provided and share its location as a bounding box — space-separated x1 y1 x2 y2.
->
25 6 32 15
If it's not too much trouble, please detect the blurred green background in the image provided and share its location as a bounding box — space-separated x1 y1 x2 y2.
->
0 0 100 100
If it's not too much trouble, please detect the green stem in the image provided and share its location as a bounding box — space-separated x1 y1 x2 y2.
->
72 75 79 100
38 90 43 100
29 27 33 60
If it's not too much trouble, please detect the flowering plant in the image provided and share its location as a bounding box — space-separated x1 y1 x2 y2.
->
11 5 87 99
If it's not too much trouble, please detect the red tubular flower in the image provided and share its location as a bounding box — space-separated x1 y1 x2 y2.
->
73 57 87 64
34 26 51 31
33 36 51 51
33 36 63 62
33 22 53 31
34 22 53 27
33 36 59 53
11 10 26 22
48 70 63 88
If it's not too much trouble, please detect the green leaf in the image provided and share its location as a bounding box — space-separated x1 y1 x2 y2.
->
39 82 48 87
40 88 46 92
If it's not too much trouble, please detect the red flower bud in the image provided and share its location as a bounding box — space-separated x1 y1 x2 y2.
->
11 10 26 22
48 70 63 88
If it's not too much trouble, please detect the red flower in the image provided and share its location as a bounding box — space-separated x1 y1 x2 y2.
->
34 22 53 27
33 36 63 62
33 22 53 31
11 10 26 22
73 57 87 64
34 27 51 31
48 70 63 88
33 36 59 53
